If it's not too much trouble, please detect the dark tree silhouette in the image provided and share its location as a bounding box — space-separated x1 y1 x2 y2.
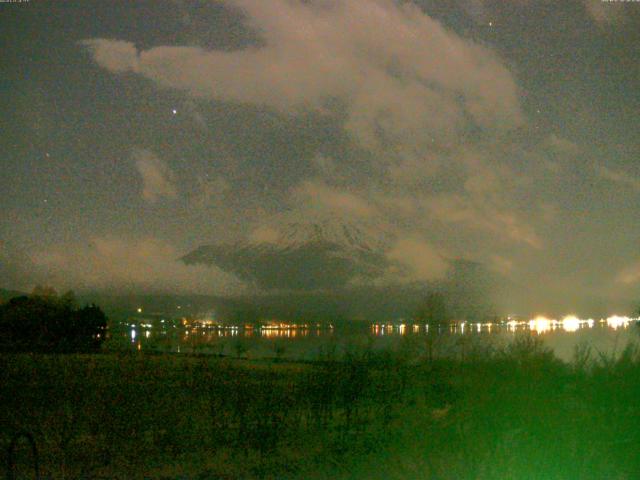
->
0 290 107 353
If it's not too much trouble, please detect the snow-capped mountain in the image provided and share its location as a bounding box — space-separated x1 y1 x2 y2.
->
181 220 393 291
264 220 390 251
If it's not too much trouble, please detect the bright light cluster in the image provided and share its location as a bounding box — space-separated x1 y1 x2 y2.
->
525 315 602 334
606 315 632 329
529 316 554 334
561 315 581 333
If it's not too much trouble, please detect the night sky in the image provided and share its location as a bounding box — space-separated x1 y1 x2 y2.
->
1 0 639 315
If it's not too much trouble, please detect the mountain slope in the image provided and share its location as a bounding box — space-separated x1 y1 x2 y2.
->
181 221 392 291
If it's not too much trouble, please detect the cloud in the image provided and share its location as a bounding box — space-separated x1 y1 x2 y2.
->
380 146 544 250
386 237 449 281
292 180 377 219
30 236 245 295
617 261 640 285
425 192 543 249
248 225 280 244
386 151 444 187
597 165 640 192
132 148 178 202
81 39 139 72
82 0 522 152
583 0 627 26
193 175 230 209
488 254 514 276
313 154 340 178
545 134 580 156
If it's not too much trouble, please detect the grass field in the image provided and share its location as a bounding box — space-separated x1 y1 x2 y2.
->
3 334 640 479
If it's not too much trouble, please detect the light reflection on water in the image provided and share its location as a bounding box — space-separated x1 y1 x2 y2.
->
115 315 640 362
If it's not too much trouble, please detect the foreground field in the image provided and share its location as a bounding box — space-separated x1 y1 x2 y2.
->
3 335 640 479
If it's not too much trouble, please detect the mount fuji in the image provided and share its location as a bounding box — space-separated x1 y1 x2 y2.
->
181 220 394 291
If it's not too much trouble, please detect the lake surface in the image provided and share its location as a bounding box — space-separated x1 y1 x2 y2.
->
109 315 640 362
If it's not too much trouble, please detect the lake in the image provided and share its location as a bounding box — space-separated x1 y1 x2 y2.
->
110 315 640 362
